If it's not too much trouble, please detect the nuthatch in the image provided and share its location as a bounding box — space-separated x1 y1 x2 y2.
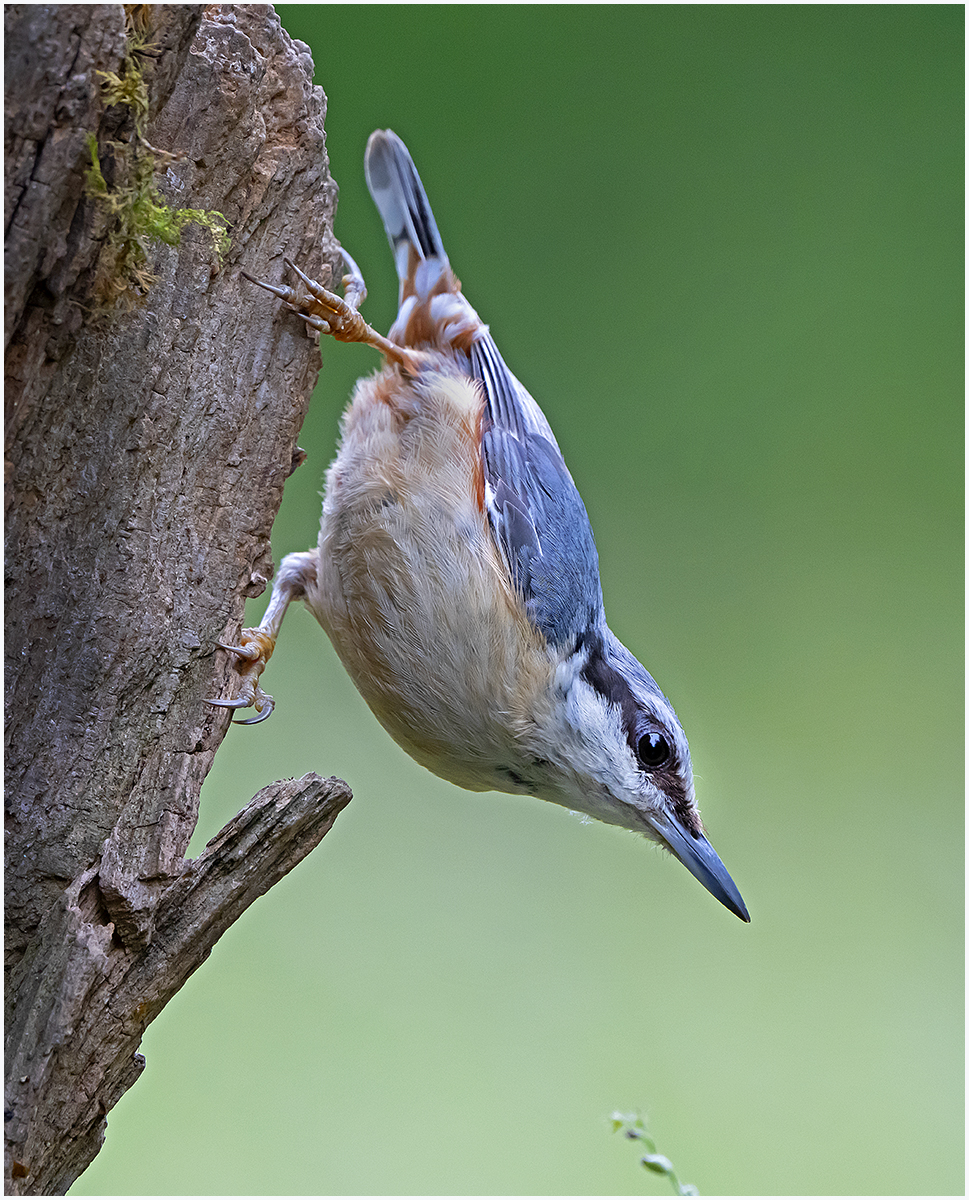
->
212 130 749 921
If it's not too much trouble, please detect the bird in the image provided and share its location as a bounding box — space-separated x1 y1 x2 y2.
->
211 129 749 922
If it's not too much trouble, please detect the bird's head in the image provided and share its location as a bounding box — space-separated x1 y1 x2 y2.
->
530 627 749 921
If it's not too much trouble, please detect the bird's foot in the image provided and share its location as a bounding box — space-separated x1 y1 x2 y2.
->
208 628 277 725
243 251 426 374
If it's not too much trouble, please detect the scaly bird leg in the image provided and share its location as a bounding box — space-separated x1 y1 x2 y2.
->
208 550 319 724
242 250 427 375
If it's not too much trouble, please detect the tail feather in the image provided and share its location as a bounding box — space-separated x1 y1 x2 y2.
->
365 130 448 291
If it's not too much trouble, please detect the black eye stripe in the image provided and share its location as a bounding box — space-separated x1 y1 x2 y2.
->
578 634 641 744
575 631 696 831
577 634 677 770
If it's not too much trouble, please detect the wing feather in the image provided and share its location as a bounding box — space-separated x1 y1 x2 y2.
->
469 335 603 647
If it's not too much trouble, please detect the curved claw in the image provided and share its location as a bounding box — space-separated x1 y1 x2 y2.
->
231 691 274 725
207 690 275 724
299 313 332 334
216 639 264 662
240 271 296 304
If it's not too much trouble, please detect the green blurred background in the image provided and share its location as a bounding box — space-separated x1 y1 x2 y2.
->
72 5 962 1195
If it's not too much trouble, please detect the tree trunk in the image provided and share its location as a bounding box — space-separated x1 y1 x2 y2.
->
4 5 351 1192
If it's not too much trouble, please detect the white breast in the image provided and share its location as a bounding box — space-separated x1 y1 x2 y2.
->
302 359 553 792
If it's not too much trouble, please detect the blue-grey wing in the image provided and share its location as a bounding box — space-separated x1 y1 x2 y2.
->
469 335 604 648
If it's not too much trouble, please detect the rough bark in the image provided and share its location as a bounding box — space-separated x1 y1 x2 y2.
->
4 5 351 1192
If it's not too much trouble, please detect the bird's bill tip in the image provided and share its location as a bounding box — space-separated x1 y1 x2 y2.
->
646 811 750 922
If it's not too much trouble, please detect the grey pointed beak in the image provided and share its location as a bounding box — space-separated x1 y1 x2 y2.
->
646 811 750 922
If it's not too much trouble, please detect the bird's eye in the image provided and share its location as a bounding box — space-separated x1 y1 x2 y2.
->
637 731 671 769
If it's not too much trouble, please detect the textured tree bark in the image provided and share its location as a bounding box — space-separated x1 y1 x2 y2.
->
4 5 351 1192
